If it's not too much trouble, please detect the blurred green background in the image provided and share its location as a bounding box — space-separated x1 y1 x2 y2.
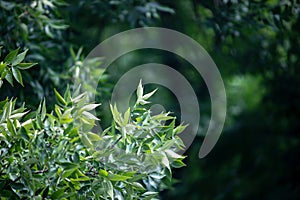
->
1 0 299 199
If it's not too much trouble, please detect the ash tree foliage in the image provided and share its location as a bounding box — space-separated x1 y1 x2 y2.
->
0 0 174 106
0 48 37 88
0 49 186 199
159 0 300 199
0 0 185 198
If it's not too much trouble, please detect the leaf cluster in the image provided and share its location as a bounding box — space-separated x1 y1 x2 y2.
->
0 50 187 199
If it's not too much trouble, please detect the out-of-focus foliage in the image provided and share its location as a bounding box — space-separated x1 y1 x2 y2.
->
2 0 300 199
0 50 186 199
0 47 37 88
0 0 186 197
0 0 174 107
161 0 300 199
0 0 69 105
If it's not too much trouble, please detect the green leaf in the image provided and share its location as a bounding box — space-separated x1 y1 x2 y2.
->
0 62 6 74
71 92 86 103
45 25 54 38
106 180 114 199
17 63 37 70
108 173 132 181
1 68 8 79
7 119 17 136
138 99 150 105
9 110 29 119
70 177 91 183
123 107 131 126
161 152 170 171
166 119 175 137
54 105 62 117
71 152 79 163
143 88 158 100
165 149 185 160
80 132 93 147
54 88 67 106
12 67 23 86
51 188 65 199
99 169 109 177
82 111 99 120
74 169 87 178
69 46 76 59
173 124 188 135
5 71 13 86
171 160 186 168
60 162 78 170
4 48 19 63
79 103 101 113
62 168 77 179
20 127 30 141
10 182 24 190
131 182 146 191
63 88 71 104
86 132 102 141
12 49 28 66
137 79 143 99
110 104 122 125
142 191 158 196
151 112 173 121
41 98 46 120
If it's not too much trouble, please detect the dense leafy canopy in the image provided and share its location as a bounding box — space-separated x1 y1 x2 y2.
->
160 0 300 199
1 0 300 199
0 52 186 198
0 0 185 199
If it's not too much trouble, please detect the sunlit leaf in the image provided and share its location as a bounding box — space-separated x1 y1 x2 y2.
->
108 173 132 181
12 49 28 66
4 48 19 63
12 67 23 86
17 63 37 70
54 88 67 106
